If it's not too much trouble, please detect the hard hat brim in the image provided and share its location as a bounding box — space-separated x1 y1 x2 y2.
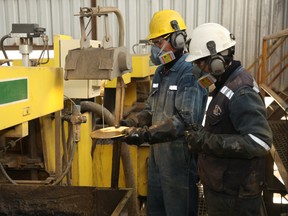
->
185 54 200 62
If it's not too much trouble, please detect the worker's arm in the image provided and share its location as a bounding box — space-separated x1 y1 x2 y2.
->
185 87 273 159
146 66 208 143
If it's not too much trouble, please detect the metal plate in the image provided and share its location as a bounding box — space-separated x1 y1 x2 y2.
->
90 126 128 139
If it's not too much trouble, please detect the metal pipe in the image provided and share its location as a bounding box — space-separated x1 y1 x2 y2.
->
90 6 125 46
0 34 11 66
90 0 97 40
19 37 33 67
263 28 288 40
260 38 267 96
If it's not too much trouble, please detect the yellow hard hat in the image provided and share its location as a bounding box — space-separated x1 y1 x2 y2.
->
147 10 187 40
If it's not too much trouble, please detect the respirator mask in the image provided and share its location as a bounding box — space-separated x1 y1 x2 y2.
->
194 59 216 89
150 37 175 65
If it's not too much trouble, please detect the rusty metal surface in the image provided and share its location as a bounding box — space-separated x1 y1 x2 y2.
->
0 184 132 216
64 47 131 80
269 120 288 191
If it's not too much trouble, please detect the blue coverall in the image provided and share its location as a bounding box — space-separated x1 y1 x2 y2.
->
141 53 208 215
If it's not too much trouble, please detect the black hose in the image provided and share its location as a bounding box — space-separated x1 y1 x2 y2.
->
0 162 17 185
52 142 77 185
0 34 11 66
80 101 115 126
80 100 139 215
52 123 76 185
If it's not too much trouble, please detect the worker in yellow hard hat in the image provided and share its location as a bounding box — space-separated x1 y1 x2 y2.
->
147 9 187 66
122 10 208 215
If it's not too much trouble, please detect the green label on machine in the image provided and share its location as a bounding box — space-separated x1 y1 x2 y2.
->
0 78 28 105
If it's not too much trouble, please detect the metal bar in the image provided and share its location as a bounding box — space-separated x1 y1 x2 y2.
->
90 0 97 40
260 39 268 95
247 37 285 72
111 189 133 216
111 77 125 189
77 6 125 47
55 111 62 179
263 28 288 40
90 6 125 46
268 63 288 86
270 144 288 192
266 53 288 78
111 139 121 188
260 84 288 113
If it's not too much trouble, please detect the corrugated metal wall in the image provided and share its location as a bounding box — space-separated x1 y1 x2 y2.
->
0 0 287 73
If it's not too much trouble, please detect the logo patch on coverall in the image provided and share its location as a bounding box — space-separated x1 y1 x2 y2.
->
213 105 222 116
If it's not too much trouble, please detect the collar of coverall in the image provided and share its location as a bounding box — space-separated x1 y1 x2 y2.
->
214 60 241 92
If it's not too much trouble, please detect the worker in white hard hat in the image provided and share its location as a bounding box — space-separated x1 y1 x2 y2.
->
121 10 208 215
185 23 273 216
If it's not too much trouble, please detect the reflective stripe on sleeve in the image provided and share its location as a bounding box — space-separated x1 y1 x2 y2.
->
253 80 260 93
169 85 177 90
248 134 270 151
152 83 159 88
220 86 234 100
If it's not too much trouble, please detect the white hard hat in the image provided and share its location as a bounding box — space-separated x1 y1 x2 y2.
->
186 23 236 62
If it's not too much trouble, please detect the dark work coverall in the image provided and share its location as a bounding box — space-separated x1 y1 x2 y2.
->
195 61 273 216
140 53 208 216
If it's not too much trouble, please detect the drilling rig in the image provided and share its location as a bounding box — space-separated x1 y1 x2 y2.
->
0 6 156 215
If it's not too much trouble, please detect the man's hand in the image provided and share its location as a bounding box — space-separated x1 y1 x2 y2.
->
184 123 205 152
120 118 138 127
122 127 149 146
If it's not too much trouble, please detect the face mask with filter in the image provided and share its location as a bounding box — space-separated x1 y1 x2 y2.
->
150 38 176 65
194 62 216 89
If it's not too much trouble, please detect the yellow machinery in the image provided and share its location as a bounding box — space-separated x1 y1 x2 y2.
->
0 6 156 215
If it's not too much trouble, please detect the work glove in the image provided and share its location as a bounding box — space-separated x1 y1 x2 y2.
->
185 124 270 158
120 117 138 127
184 123 205 152
122 126 149 146
120 112 152 127
147 118 177 144
122 119 178 145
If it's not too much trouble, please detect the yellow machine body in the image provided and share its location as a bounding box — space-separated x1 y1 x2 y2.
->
0 66 63 130
0 34 153 206
42 35 152 197
130 54 157 78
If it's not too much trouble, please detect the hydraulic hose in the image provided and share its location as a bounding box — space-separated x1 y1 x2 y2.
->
52 139 77 185
80 101 115 126
0 162 17 185
0 34 11 66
